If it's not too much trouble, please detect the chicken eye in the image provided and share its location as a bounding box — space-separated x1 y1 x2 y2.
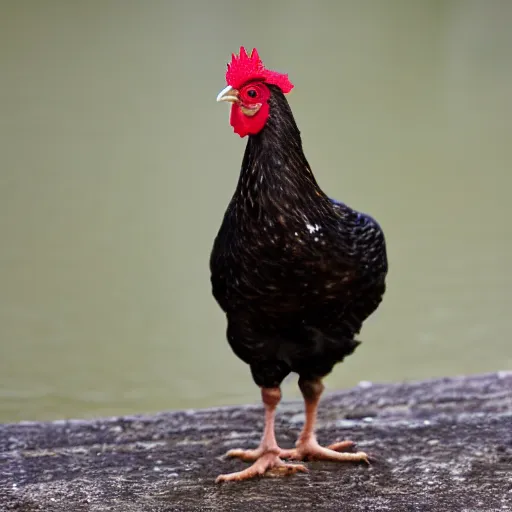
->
247 89 257 98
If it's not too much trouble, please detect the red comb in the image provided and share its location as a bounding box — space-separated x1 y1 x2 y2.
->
225 47 294 93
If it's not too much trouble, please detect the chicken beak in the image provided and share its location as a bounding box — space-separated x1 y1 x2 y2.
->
216 85 239 103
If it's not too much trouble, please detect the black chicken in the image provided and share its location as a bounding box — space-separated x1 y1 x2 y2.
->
210 47 388 483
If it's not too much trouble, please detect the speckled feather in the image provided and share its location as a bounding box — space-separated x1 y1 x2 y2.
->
210 85 387 388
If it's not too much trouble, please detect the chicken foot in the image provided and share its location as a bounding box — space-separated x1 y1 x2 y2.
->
216 387 307 483
280 378 369 464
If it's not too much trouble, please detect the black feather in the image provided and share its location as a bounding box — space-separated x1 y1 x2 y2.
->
210 85 387 388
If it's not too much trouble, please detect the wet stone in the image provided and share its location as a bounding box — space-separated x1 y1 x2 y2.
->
0 372 511 511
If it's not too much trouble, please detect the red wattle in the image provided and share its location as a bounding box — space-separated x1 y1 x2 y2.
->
230 103 270 138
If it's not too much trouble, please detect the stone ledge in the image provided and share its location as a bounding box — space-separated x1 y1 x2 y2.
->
1 372 511 511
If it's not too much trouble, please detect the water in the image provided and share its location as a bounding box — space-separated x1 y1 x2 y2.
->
0 1 511 423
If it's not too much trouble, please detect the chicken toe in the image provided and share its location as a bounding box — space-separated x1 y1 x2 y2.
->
216 452 307 483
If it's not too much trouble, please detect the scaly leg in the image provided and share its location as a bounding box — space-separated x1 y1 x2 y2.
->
280 378 369 464
216 387 307 483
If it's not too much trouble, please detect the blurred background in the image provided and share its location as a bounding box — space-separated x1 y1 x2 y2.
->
0 0 510 423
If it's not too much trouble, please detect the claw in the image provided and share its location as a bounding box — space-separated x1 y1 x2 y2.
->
327 440 356 452
216 451 307 483
280 438 369 464
225 448 262 462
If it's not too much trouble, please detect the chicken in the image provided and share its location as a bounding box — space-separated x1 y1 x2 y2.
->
210 47 388 483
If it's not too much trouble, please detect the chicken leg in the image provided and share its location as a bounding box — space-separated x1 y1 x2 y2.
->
279 378 369 464
216 387 307 483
